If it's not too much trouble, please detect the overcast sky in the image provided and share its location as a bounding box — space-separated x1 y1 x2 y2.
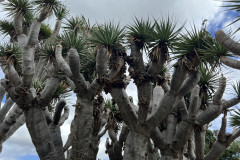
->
0 0 240 160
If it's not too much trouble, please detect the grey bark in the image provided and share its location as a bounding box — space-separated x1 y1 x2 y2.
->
0 105 22 148
106 123 129 160
220 55 240 69
0 97 14 124
215 30 240 56
71 96 94 160
123 130 148 160
194 124 207 160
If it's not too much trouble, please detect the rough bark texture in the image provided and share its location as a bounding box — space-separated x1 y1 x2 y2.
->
71 96 94 160
123 130 148 160
24 105 57 160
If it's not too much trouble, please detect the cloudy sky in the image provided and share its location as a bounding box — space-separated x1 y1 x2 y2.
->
0 0 240 160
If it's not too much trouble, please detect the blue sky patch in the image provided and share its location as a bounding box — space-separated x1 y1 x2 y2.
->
18 155 39 160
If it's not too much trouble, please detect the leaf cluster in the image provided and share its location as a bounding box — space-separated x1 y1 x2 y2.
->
3 0 33 17
230 109 240 128
198 64 219 107
104 99 123 122
0 43 22 74
60 31 86 54
64 16 91 35
232 81 240 99
33 78 71 104
201 38 231 67
0 20 15 38
33 0 61 15
89 22 125 55
39 43 56 61
127 17 183 59
222 0 240 33
39 23 52 41
0 43 22 65
173 26 212 61
54 4 68 20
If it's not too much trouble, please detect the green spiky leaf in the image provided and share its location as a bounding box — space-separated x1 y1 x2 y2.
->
0 43 22 64
3 0 33 17
33 0 61 16
150 17 183 49
33 78 71 104
52 80 71 102
39 43 56 61
54 4 68 20
80 51 96 81
0 20 15 38
127 18 154 49
104 99 123 122
60 31 86 53
232 81 240 98
202 38 232 67
32 78 46 93
222 0 240 33
64 16 91 35
39 23 52 40
0 43 22 74
173 26 212 62
230 109 240 128
159 65 168 76
23 11 35 27
198 64 219 106
89 22 125 54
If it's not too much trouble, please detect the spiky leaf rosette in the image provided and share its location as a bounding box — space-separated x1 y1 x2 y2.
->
230 109 240 128
0 43 22 74
202 38 231 68
3 0 33 17
127 18 154 50
0 43 22 64
149 17 183 61
0 20 15 38
222 0 240 33
173 26 212 66
60 31 86 54
39 43 56 61
54 4 68 20
104 99 123 123
33 78 71 105
232 81 240 99
198 64 219 108
159 65 168 76
32 78 46 93
39 23 52 41
52 80 71 104
89 22 125 56
80 51 96 81
64 16 91 35
23 11 35 27
33 0 61 15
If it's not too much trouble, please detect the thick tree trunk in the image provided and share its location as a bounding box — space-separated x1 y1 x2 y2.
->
160 155 178 160
71 96 94 160
49 124 65 160
89 135 99 160
204 142 226 160
0 98 14 124
194 125 207 160
0 105 22 144
123 130 147 160
24 105 59 160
